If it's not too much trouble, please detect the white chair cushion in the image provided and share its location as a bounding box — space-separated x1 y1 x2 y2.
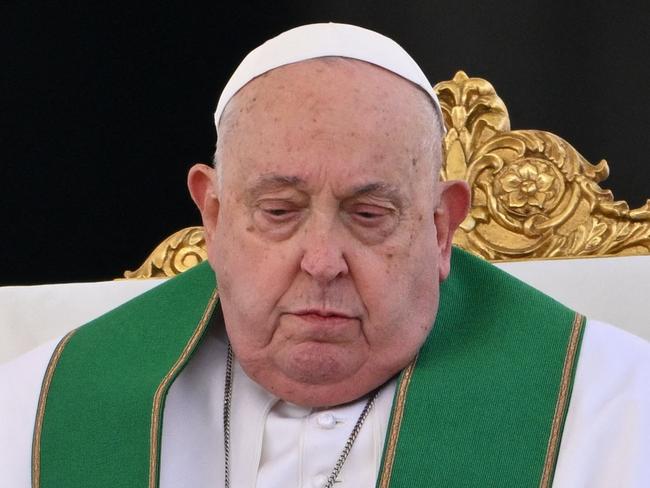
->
1 255 648 364
0 279 166 364
495 255 649 342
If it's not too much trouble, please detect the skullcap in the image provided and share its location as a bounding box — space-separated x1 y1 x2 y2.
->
214 22 444 134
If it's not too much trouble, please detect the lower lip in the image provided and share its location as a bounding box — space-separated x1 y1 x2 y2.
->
284 314 359 342
294 313 353 324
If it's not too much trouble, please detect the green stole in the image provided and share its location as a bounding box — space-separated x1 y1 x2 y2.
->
32 248 584 488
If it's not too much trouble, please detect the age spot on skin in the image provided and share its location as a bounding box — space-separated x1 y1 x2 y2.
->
408 230 416 248
244 96 258 113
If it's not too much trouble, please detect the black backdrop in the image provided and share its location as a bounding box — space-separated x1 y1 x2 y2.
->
2 1 649 285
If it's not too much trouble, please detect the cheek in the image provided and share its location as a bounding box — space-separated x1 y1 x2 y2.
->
211 210 277 287
209 214 300 344
358 224 440 348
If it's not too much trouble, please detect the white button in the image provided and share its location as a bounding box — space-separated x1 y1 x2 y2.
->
312 474 329 487
316 412 337 429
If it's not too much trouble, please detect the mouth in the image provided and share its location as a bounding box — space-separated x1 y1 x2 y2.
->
287 309 359 329
292 309 354 320
281 309 361 343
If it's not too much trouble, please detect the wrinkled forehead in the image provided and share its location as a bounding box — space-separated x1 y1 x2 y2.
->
215 58 443 200
213 22 445 136
220 57 437 130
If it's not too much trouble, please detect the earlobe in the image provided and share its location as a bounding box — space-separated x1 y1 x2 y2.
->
434 180 471 281
187 163 220 236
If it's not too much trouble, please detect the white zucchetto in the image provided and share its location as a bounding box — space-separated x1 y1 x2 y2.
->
214 22 444 134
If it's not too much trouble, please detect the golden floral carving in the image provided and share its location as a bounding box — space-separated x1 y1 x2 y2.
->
497 159 558 213
123 227 207 278
436 71 510 182
436 72 650 260
124 72 650 277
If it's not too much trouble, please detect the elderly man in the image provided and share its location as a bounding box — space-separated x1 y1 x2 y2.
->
1 23 649 488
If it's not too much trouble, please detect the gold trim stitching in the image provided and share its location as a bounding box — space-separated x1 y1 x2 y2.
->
539 313 585 488
148 289 219 488
377 358 417 488
31 330 77 488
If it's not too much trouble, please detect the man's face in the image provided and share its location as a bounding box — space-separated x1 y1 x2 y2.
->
189 59 468 407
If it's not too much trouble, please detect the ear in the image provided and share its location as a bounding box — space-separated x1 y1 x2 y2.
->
434 180 471 282
187 163 220 240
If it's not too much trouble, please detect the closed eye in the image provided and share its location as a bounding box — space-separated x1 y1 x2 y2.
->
357 210 388 218
349 204 395 225
265 208 294 217
356 210 384 219
257 201 303 223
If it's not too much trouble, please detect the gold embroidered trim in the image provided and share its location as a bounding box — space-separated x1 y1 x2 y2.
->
148 289 219 488
31 330 77 488
539 313 585 488
377 358 417 488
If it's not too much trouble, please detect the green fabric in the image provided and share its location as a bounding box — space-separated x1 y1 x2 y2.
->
379 248 584 487
39 262 216 488
38 248 583 487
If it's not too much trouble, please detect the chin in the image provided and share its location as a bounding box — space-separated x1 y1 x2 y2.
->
241 342 396 407
281 341 362 386
279 348 397 407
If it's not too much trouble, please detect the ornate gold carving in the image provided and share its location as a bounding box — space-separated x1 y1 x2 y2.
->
436 71 650 260
124 71 650 277
123 227 207 279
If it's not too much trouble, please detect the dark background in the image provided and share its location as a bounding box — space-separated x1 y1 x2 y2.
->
2 1 649 285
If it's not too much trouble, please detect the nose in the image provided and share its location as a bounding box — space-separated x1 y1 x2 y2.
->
299 222 350 283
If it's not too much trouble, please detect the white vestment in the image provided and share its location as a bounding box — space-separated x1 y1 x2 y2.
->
1 320 649 487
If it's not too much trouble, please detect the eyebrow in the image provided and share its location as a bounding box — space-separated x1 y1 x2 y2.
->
349 182 400 197
246 174 307 201
347 182 408 207
246 174 407 205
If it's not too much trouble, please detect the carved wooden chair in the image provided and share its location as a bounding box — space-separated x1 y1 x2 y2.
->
2 73 648 364
126 71 650 279
121 71 650 341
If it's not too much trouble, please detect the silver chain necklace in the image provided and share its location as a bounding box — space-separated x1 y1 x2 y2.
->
223 343 380 488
